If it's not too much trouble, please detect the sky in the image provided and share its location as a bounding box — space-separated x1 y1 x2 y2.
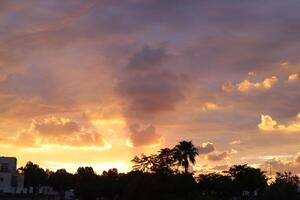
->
0 0 300 174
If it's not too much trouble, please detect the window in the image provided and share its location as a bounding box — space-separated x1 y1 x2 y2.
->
0 163 9 172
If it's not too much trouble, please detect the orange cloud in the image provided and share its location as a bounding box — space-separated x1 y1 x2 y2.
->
202 102 220 112
222 76 278 92
261 152 300 175
221 81 235 92
237 76 278 92
229 140 241 145
12 117 106 147
127 124 162 147
33 117 80 136
258 113 300 132
288 73 299 82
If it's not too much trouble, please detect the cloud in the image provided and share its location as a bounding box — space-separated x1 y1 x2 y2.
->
248 72 256 76
221 81 235 92
128 124 162 147
207 151 229 162
280 62 289 69
13 131 36 147
258 113 300 132
117 45 187 119
126 45 168 72
261 152 300 174
211 164 229 171
229 140 241 145
236 76 278 92
118 71 186 117
198 142 215 154
116 45 189 147
0 0 300 170
33 117 80 136
288 73 299 82
202 102 220 112
12 117 105 147
258 115 278 131
222 76 278 92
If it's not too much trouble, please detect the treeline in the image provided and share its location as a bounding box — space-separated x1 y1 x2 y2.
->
18 141 300 200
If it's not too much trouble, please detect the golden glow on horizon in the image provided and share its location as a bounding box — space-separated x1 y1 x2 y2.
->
44 161 131 174
21 143 113 152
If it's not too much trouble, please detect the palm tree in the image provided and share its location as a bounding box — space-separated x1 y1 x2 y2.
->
173 141 198 173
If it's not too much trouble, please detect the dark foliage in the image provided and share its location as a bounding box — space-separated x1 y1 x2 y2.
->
48 169 74 199
198 173 233 199
132 140 198 174
19 161 47 192
262 172 300 200
18 141 300 200
226 164 268 197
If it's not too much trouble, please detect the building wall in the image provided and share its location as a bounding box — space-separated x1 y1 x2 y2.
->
0 157 17 173
0 157 23 194
0 172 13 193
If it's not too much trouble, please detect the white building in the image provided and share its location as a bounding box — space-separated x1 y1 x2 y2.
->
0 157 24 193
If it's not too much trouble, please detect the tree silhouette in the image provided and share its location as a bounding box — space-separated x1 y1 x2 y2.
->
19 161 47 193
155 148 177 174
263 172 300 200
74 167 98 200
16 141 300 200
131 154 156 173
173 141 198 173
48 168 74 199
132 148 178 174
198 173 233 199
226 164 268 197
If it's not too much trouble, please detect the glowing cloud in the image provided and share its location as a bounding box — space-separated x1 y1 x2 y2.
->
258 113 300 132
221 81 235 92
12 117 106 147
229 140 241 145
237 76 278 92
248 72 256 76
288 73 299 82
202 102 219 112
222 76 278 92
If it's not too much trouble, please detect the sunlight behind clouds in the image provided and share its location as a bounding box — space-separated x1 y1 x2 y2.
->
258 114 300 133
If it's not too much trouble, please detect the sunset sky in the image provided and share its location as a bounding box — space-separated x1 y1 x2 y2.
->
0 0 300 174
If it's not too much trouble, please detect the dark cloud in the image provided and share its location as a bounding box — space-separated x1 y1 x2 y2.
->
127 45 167 72
198 142 215 155
119 71 186 118
207 152 229 162
128 124 161 147
117 45 188 146
117 45 187 120
261 154 300 175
